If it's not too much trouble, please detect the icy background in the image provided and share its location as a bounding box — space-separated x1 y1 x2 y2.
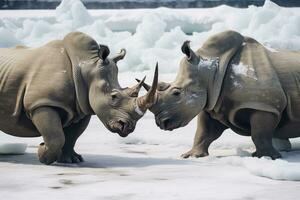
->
1 0 300 199
1 0 300 72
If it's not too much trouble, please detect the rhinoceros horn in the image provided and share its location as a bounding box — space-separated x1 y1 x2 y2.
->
127 76 146 97
135 78 150 91
112 49 126 63
136 63 159 111
136 79 171 92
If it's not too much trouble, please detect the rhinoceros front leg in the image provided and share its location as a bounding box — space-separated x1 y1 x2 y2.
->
57 116 91 163
32 107 65 165
181 111 227 158
250 111 282 159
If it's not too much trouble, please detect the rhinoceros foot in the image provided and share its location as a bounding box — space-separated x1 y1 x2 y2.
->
57 150 84 163
38 142 62 165
252 148 282 160
181 148 209 159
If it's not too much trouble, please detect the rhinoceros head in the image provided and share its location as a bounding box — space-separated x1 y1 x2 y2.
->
137 41 212 131
80 46 158 137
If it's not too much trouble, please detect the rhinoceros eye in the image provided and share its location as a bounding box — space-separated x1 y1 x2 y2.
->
110 90 122 105
111 93 118 100
172 88 181 96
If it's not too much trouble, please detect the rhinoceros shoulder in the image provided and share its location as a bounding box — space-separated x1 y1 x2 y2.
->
199 30 244 110
197 30 244 57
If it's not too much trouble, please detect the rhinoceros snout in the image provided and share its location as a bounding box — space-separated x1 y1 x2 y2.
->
156 117 178 131
112 120 135 137
162 118 171 130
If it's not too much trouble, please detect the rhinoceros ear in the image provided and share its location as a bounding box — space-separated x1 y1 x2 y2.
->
181 41 191 58
112 49 126 63
98 44 110 61
181 41 198 62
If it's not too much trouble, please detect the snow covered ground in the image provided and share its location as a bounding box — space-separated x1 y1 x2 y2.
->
1 0 300 199
1 72 300 199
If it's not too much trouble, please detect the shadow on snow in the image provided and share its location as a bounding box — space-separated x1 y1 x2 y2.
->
0 152 193 168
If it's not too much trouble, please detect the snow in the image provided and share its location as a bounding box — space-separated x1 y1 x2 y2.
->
1 0 300 199
56 0 93 28
232 62 257 80
1 72 300 199
264 44 279 52
0 143 27 154
198 57 219 70
0 28 21 48
0 0 300 72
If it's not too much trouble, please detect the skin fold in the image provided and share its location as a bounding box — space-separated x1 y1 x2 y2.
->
139 30 298 160
0 32 158 165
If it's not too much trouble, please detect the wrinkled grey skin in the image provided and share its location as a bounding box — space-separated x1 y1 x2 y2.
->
85 51 157 137
0 32 157 165
139 40 292 160
151 50 207 131
83 48 143 137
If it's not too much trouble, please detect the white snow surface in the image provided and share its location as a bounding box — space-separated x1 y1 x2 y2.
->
1 0 300 199
1 72 300 199
0 143 27 154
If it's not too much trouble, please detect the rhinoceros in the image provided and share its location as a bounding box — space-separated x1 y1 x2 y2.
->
0 32 158 164
138 30 300 159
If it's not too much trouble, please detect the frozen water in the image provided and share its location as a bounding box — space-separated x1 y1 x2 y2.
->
0 28 22 47
0 143 27 154
0 0 300 72
56 0 93 28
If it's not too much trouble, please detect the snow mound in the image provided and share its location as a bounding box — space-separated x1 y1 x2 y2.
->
1 0 300 73
218 155 300 181
0 28 22 48
0 143 27 155
56 0 93 28
246 157 300 181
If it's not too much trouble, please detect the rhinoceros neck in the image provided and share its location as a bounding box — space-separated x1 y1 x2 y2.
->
176 55 218 111
198 56 219 86
198 57 219 111
196 30 244 110
63 32 99 68
63 32 99 115
72 64 94 116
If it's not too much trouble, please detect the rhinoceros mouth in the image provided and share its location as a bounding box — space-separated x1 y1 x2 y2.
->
156 116 184 131
107 120 134 137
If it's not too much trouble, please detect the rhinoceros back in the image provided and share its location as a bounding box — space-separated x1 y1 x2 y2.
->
214 36 288 132
0 47 36 136
0 42 76 137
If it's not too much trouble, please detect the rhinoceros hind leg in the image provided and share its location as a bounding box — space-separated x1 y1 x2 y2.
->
272 138 292 152
181 112 227 159
57 116 91 164
250 111 281 160
32 107 65 165
252 149 282 159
